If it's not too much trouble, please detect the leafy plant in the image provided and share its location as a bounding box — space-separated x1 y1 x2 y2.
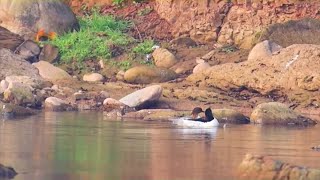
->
132 40 155 55
113 0 125 6
111 60 132 71
49 11 132 64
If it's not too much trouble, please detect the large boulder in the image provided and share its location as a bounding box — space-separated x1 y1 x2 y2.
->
187 44 320 106
0 0 79 37
119 85 163 108
250 102 316 125
238 154 320 180
0 163 17 179
152 48 178 68
247 40 282 61
124 66 177 84
33 61 72 82
0 49 42 80
0 26 23 51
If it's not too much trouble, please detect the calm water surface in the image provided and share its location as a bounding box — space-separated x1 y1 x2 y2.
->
0 112 320 180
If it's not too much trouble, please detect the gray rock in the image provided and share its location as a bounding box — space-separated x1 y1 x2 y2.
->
33 61 72 82
39 44 59 63
99 91 110 99
0 163 17 178
0 26 23 51
0 102 38 118
119 85 163 108
14 40 40 63
5 75 47 90
250 102 316 125
3 82 35 106
0 48 42 80
0 0 79 37
248 40 282 61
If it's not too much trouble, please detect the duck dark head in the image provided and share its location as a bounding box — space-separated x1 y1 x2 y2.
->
204 108 214 121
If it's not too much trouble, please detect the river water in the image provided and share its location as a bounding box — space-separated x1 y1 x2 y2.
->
0 112 319 180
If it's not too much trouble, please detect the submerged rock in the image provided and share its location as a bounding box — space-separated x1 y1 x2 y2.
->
119 85 163 108
213 109 249 124
123 109 184 121
0 163 17 179
0 102 38 118
250 102 316 125
44 97 74 111
238 154 320 180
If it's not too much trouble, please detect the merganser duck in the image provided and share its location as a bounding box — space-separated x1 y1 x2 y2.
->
172 107 219 128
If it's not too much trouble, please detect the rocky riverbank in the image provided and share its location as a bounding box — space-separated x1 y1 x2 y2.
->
0 0 319 124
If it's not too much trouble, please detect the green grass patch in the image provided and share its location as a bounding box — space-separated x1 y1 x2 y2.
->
132 40 155 55
49 11 132 64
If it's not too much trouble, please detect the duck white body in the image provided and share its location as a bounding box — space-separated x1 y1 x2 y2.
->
172 117 219 128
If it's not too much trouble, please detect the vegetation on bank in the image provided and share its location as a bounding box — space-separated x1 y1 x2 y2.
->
48 8 154 70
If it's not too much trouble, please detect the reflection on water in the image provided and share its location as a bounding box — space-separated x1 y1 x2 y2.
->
0 112 320 180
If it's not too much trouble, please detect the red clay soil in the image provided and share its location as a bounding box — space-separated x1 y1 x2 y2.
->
100 2 173 41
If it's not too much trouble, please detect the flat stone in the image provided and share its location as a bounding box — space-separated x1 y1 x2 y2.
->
33 61 72 82
119 85 163 108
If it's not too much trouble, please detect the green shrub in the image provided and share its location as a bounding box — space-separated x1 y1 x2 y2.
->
111 60 132 71
133 40 154 55
49 11 131 63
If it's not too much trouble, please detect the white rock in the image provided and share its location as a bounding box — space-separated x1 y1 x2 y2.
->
45 97 73 111
248 40 282 61
119 85 163 108
103 98 124 106
83 73 104 82
193 62 211 74
0 80 8 93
